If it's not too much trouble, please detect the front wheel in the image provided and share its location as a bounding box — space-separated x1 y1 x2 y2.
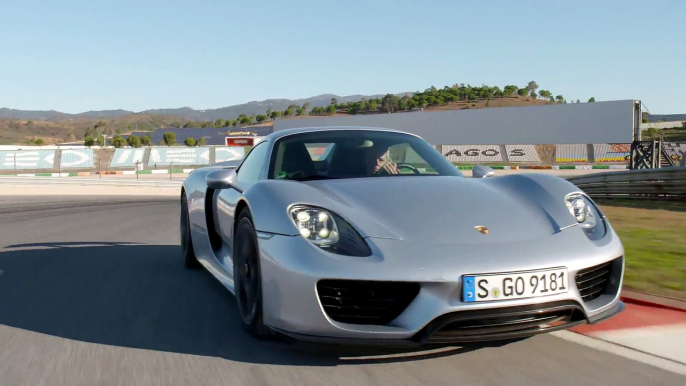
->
233 209 269 338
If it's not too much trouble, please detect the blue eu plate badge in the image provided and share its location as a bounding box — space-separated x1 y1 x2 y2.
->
463 276 476 302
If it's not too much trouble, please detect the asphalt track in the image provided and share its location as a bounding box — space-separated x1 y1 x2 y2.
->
0 196 684 386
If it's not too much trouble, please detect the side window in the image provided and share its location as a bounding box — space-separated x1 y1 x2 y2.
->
236 142 268 185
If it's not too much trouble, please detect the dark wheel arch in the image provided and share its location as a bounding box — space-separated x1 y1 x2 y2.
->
181 189 201 269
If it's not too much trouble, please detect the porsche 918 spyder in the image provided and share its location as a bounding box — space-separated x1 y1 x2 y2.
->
179 126 624 345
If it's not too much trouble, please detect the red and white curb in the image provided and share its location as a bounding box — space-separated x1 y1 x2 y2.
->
561 299 686 375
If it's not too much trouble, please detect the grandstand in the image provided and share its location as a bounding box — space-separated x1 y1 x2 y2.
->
593 144 631 163
555 144 588 163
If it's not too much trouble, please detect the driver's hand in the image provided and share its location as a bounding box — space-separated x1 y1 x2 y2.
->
374 159 398 175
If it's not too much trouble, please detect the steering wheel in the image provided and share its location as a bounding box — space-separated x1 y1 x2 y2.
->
396 163 421 175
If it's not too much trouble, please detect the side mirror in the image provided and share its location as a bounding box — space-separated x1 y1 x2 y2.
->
206 169 236 189
472 165 495 178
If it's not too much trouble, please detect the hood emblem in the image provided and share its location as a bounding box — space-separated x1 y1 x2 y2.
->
475 226 489 234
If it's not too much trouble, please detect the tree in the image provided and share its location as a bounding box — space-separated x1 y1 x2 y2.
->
97 136 105 147
517 88 528 96
127 135 141 148
556 95 564 103
527 80 539 97
538 90 552 99
33 138 44 145
215 119 224 127
503 85 518 96
111 135 127 148
140 135 151 146
682 121 686 129
184 137 197 147
302 102 311 112
84 137 95 147
382 94 399 113
198 137 206 146
576 99 580 103
256 114 267 123
331 97 338 105
283 108 293 117
163 132 176 146
647 127 658 138
588 97 596 102
400 95 412 111
326 105 336 115
269 111 281 120
296 107 305 116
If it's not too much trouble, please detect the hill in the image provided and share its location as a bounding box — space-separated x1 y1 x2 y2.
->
0 81 582 145
0 93 393 122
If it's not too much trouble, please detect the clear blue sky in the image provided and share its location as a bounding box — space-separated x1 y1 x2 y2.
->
1 0 683 114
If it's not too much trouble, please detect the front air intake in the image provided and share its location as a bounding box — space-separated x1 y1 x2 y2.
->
317 280 420 325
575 260 614 302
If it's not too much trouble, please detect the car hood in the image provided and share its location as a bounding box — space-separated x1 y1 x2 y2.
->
300 176 578 245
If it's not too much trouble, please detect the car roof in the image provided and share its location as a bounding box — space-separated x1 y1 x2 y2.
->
263 126 421 142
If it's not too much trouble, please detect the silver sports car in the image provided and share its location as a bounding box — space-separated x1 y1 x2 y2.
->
180 127 624 345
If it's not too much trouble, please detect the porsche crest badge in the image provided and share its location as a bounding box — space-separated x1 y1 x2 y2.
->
475 225 489 234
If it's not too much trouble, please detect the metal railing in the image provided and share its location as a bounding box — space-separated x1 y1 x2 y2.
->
567 167 686 200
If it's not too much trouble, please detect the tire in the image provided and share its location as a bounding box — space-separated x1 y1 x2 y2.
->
233 208 269 338
181 192 201 269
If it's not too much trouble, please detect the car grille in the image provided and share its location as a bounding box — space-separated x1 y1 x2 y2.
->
576 260 613 302
415 301 585 344
316 280 420 325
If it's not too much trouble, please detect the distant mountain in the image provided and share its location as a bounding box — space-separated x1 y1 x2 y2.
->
0 92 411 122
172 93 394 121
0 108 68 120
76 109 135 118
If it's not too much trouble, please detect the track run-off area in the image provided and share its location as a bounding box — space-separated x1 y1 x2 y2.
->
0 190 684 385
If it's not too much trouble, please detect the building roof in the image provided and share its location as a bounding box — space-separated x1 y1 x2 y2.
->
645 114 686 123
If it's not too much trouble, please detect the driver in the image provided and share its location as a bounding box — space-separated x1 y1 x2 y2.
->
364 145 398 175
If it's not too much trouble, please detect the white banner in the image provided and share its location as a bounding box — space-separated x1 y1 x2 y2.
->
110 149 145 167
60 149 94 168
215 147 245 163
0 150 55 170
442 145 503 163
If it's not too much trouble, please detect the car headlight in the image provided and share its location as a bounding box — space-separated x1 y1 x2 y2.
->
565 194 606 241
289 205 372 256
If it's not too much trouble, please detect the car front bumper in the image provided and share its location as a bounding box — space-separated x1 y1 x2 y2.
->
257 229 625 344
269 300 625 347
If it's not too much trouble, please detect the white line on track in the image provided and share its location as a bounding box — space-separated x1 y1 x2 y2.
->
552 331 686 376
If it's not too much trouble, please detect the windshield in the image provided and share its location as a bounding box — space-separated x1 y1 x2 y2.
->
268 130 462 180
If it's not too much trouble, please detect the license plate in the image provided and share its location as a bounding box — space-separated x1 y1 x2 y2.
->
462 268 568 302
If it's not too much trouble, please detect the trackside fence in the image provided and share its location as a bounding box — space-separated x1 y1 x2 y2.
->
567 167 686 200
